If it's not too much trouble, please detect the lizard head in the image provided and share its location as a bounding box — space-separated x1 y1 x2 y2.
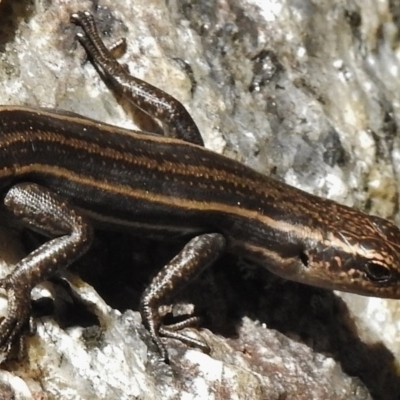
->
296 214 400 298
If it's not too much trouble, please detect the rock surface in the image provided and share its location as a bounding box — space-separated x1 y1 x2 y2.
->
0 0 399 399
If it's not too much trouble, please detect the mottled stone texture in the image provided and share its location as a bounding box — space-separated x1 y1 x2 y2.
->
0 0 399 399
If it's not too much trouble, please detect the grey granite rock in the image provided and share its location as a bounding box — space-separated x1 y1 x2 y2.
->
0 0 399 399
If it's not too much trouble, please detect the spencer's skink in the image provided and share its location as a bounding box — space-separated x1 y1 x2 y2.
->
0 11 399 362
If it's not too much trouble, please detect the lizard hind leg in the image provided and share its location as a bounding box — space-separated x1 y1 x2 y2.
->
0 182 93 359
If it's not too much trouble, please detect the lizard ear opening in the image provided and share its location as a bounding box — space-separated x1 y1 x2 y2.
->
300 251 309 268
365 262 391 283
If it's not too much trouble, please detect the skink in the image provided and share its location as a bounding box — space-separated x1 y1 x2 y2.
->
0 11 399 362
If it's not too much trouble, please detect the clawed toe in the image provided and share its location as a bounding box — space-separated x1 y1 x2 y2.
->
159 324 210 354
0 283 31 358
0 314 28 357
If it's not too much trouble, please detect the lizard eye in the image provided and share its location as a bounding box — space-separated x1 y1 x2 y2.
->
364 262 391 283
